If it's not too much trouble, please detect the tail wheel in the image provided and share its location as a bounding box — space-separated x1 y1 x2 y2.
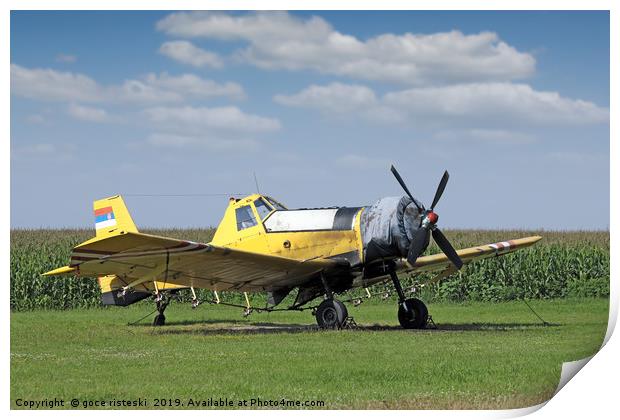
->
398 298 428 329
316 299 348 329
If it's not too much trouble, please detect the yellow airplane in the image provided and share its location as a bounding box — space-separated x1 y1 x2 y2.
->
44 166 541 329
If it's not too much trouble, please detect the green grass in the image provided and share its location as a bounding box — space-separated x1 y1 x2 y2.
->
11 298 608 409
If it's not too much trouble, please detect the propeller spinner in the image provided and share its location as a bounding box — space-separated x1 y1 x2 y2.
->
390 165 463 270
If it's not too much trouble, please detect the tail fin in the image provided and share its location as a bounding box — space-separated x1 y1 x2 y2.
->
45 195 151 305
93 196 143 304
93 195 138 238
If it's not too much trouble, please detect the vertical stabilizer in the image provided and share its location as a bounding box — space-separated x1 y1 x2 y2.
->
93 195 138 238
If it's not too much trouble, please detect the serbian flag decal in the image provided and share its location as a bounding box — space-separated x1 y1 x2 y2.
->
94 206 117 230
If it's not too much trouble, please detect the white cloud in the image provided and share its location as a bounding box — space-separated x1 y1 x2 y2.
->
11 64 244 105
157 11 332 42
142 72 244 100
144 106 281 134
383 83 610 125
274 83 377 113
113 79 182 104
11 64 103 102
147 132 258 151
157 11 535 85
274 82 403 123
275 82 609 127
67 103 109 123
12 64 266 153
159 40 223 68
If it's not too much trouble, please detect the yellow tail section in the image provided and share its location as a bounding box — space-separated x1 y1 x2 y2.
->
92 195 146 304
45 195 170 305
44 194 138 276
93 195 138 238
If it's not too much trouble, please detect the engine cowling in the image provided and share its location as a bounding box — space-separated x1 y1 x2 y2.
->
360 196 425 264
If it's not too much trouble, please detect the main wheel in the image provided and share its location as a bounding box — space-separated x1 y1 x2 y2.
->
315 299 348 329
153 313 166 326
398 298 428 329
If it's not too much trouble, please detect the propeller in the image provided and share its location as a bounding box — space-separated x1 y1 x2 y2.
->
390 166 424 213
390 165 463 270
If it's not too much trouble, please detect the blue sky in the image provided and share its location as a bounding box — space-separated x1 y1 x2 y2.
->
10 11 609 230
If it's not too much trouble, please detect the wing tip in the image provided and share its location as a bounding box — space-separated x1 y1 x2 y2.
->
42 266 76 276
528 235 543 244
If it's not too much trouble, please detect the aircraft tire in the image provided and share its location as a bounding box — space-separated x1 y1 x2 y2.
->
153 314 166 326
398 298 428 329
315 299 348 329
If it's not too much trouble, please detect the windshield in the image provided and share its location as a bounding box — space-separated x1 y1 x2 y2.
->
265 196 287 210
254 198 273 220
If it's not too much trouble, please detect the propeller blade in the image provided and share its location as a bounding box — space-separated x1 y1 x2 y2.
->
432 228 463 269
406 227 431 266
430 170 449 211
390 165 424 212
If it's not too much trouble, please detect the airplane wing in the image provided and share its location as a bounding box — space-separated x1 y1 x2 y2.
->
397 236 542 282
43 231 337 292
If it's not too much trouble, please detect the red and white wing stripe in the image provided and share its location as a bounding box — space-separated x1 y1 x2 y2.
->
488 240 514 254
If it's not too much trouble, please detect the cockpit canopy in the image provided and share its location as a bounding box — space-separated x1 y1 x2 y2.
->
231 195 288 231
226 194 360 235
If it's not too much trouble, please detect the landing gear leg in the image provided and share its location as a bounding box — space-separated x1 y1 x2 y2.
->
190 286 200 309
315 272 348 329
153 256 170 326
389 271 428 329
153 293 168 326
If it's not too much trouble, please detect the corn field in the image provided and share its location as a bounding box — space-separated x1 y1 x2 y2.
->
10 229 609 311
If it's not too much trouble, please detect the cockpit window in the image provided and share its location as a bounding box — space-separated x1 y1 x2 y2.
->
235 205 257 230
254 198 273 220
265 196 287 210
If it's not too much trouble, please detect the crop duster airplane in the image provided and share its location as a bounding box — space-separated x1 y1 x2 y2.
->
44 166 541 329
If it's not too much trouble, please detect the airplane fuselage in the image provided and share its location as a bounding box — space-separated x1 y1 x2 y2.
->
210 194 422 290
212 196 363 263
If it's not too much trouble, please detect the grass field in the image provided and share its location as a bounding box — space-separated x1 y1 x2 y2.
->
11 298 608 409
10 228 610 409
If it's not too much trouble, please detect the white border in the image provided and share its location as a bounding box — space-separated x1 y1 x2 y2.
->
5 1 617 419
